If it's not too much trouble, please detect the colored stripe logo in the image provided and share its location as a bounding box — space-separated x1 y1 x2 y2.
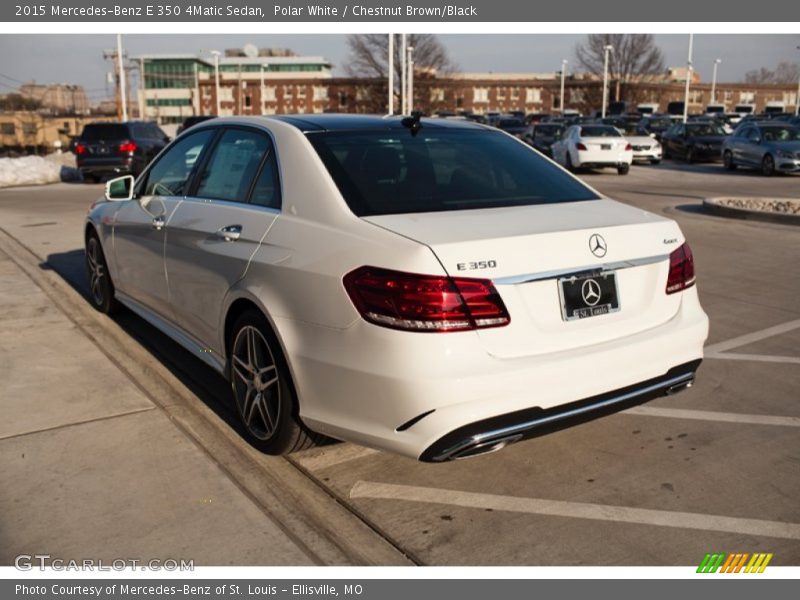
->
697 553 773 573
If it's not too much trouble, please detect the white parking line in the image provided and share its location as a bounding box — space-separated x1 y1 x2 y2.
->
706 352 800 365
623 406 800 427
350 481 800 541
705 319 800 354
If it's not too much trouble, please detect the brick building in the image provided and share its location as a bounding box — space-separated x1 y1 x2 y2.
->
195 72 799 117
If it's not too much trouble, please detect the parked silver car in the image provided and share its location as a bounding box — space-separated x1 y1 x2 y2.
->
722 123 800 175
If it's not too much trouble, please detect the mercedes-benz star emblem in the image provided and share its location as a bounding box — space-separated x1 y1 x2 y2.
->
581 279 602 306
589 233 607 258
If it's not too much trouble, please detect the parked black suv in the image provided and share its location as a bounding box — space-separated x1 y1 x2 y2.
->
75 121 169 182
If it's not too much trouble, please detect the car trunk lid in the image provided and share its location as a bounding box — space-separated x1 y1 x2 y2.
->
363 199 685 358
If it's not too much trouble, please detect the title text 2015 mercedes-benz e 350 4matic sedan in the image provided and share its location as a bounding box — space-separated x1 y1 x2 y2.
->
84 114 708 461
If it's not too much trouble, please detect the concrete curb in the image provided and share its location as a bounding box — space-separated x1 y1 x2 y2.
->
703 197 800 226
0 227 417 566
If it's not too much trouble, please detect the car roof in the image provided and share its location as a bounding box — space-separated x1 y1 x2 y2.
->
263 113 487 132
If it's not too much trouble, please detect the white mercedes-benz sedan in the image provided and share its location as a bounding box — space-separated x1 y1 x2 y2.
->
552 124 634 175
85 115 708 462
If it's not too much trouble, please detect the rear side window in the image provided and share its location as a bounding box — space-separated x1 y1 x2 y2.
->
249 152 281 209
195 128 270 203
142 129 214 196
308 129 598 217
80 124 129 141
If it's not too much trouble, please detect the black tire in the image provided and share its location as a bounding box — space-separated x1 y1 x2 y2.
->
761 154 775 177
663 145 671 159
85 231 120 314
649 159 661 165
228 309 322 455
565 152 575 172
723 151 737 171
617 164 630 175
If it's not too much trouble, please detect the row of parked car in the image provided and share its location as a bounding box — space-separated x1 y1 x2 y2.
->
491 111 800 177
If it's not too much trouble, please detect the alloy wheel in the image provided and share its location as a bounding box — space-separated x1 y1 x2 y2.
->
86 237 105 306
231 325 281 441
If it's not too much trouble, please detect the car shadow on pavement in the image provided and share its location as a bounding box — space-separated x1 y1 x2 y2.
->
44 248 245 438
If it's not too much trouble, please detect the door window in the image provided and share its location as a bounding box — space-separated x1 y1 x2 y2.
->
195 128 270 203
141 129 214 197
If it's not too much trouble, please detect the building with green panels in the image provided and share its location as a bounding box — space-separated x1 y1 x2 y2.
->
135 48 332 131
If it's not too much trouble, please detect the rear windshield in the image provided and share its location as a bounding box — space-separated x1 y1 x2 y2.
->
308 129 598 217
579 126 621 138
687 124 727 136
534 125 562 136
80 123 129 141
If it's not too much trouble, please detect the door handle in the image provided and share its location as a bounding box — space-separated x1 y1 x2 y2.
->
152 216 165 230
216 225 242 242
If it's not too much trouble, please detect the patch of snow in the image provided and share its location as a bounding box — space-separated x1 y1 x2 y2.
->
0 154 81 189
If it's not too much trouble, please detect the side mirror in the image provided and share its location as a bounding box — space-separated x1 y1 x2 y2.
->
650 132 656 138
104 175 135 201
753 136 762 144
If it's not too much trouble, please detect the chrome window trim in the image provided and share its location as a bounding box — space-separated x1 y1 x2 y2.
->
492 253 669 286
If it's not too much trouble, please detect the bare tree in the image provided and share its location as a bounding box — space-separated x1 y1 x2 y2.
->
745 62 799 84
345 34 455 113
575 34 665 106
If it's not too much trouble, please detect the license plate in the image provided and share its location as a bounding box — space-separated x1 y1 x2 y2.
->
601 144 612 150
559 271 620 321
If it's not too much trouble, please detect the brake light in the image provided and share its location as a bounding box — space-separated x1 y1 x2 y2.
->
666 242 696 294
576 142 588 151
118 141 138 153
625 143 633 151
343 266 510 332
74 143 86 155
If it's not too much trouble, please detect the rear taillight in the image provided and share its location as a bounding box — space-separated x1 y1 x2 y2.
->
576 142 588 151
343 266 510 333
625 142 633 151
666 242 696 294
118 141 138 153
74 143 86 155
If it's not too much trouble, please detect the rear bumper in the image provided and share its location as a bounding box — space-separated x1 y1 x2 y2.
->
78 157 138 176
291 287 709 460
420 359 700 461
575 150 633 168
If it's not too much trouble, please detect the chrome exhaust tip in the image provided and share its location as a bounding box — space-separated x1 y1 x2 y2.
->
450 434 523 461
666 379 694 395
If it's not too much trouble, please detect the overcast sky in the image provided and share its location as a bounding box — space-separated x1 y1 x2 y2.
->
0 34 797 102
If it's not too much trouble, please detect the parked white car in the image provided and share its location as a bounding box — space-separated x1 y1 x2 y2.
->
620 124 663 164
552 124 634 175
85 115 708 462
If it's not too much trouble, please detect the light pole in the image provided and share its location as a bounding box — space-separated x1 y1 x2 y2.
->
407 45 415 114
388 34 394 115
210 50 221 115
559 59 568 114
116 34 128 121
601 45 613 118
400 34 407 114
796 46 800 116
711 58 721 105
683 33 694 123
260 64 266 115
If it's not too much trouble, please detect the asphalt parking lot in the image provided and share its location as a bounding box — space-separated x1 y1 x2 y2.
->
1 159 798 566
